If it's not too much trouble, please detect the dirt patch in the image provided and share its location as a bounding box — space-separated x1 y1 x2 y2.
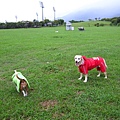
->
40 100 58 110
52 112 65 119
76 91 84 95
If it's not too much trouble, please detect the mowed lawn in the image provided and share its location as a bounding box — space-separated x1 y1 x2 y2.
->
0 26 120 120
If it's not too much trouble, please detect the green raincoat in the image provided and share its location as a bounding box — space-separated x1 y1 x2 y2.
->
12 72 30 92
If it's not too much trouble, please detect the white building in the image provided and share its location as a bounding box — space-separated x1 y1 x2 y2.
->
66 22 74 30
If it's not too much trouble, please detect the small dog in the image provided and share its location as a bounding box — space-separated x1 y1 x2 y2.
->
74 55 107 82
12 70 30 96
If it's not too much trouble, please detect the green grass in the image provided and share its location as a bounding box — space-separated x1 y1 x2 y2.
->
72 21 111 27
0 25 120 120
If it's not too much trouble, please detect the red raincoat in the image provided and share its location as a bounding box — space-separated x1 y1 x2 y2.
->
78 56 106 74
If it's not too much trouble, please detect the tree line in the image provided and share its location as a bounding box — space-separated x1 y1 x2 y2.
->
0 17 120 29
70 17 120 26
0 19 64 29
101 17 120 26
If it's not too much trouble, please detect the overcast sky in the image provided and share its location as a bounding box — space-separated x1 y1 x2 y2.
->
0 0 120 22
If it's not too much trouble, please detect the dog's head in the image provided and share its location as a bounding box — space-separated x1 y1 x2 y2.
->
74 55 83 66
20 79 27 89
20 79 28 95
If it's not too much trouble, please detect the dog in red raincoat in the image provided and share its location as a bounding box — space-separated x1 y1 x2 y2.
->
74 55 107 82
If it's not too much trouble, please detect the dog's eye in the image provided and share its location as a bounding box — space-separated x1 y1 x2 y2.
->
78 58 80 60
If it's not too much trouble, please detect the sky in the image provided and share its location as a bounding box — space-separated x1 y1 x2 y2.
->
0 0 120 22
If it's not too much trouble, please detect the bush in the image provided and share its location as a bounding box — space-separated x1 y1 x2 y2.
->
117 23 120 26
100 23 104 26
94 23 99 27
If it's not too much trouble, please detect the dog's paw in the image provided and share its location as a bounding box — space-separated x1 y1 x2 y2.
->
23 94 27 97
78 78 82 80
83 80 87 83
97 75 100 77
97 74 100 77
104 76 107 79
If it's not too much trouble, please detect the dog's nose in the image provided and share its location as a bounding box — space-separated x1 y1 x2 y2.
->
76 61 78 63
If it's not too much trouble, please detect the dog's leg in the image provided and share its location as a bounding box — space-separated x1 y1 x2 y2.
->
104 72 107 79
83 74 88 82
22 90 26 97
78 73 83 80
97 71 101 77
25 91 28 96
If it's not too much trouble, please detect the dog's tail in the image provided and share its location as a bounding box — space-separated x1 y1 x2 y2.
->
14 70 17 73
103 59 107 68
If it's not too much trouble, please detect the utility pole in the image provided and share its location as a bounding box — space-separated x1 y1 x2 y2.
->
36 12 38 21
40 1 44 21
53 7 56 21
15 15 17 22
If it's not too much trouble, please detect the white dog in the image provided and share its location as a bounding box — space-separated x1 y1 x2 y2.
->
74 55 107 82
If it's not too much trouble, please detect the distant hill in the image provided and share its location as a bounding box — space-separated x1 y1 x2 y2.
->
59 5 120 21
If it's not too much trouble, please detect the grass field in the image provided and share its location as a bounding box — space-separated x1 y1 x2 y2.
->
0 24 120 120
